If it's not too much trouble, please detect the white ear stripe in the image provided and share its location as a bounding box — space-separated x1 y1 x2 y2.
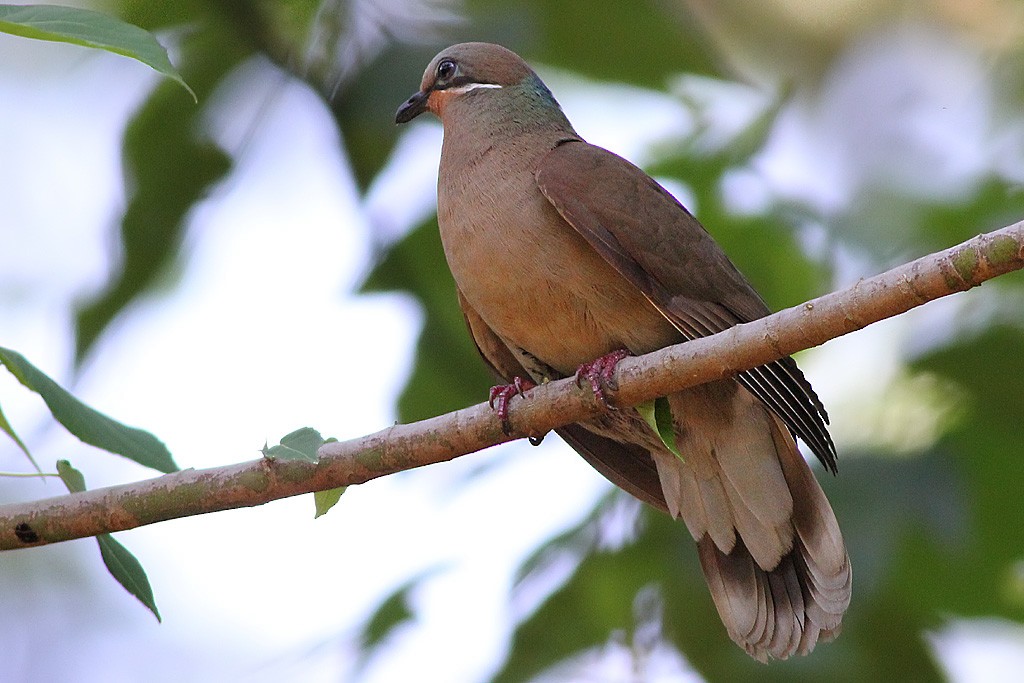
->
447 83 503 94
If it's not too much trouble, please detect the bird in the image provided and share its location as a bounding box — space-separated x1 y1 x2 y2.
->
395 42 851 661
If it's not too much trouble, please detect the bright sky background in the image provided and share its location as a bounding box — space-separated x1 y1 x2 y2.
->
2 22 1024 683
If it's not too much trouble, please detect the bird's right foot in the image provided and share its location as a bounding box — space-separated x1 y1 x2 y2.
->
575 349 630 408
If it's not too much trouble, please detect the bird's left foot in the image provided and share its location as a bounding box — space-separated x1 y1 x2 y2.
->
488 377 536 434
575 349 630 408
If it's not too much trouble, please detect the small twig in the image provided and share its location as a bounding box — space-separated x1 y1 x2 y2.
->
0 472 59 479
0 221 1021 551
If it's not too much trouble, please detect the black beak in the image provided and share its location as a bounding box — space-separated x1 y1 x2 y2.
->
396 90 429 124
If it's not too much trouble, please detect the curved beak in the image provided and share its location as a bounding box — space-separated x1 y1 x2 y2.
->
396 90 429 124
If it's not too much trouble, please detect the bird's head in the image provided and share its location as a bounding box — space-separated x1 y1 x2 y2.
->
395 42 541 124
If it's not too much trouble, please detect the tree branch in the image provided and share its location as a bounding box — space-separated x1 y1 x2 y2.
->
2 222 1022 551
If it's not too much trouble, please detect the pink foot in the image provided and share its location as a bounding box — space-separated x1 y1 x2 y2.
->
575 349 630 408
488 377 536 434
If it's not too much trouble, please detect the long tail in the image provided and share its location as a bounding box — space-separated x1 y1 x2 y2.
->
651 381 851 661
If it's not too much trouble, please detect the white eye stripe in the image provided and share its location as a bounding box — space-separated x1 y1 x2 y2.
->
446 82 502 94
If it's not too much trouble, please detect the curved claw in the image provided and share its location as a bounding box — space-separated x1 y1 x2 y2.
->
575 349 630 408
488 377 536 434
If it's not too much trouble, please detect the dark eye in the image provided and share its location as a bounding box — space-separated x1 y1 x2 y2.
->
436 59 456 80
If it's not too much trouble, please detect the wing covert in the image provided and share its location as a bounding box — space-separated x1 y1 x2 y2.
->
536 140 836 471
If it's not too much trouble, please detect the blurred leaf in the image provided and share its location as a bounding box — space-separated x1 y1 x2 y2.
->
118 0 208 31
354 570 438 675
910 325 1024 619
496 451 964 682
0 4 195 99
0 399 38 473
831 176 1024 268
918 177 1024 254
57 460 161 622
332 0 716 195
494 495 719 683
808 454 962 682
361 217 494 422
709 209 830 311
262 426 327 463
259 0 324 49
331 42 441 191
0 346 177 473
359 577 416 651
313 486 346 518
465 0 721 87
511 491 608 589
74 16 244 363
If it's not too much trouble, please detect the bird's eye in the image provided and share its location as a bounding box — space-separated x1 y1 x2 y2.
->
436 59 456 80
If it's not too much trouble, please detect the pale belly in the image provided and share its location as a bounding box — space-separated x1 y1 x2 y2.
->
439 169 679 375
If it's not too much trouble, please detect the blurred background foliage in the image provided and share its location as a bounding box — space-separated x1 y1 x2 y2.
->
18 0 1024 680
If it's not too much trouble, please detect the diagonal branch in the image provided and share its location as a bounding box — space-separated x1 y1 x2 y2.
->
1 222 1022 551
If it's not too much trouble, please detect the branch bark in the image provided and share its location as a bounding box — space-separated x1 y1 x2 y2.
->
2 222 1022 551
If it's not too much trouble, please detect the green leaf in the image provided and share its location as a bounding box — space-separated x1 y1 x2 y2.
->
97 533 162 622
56 460 161 622
635 399 656 428
636 397 682 460
313 486 346 518
55 458 86 493
0 4 195 100
262 430 344 517
0 347 177 473
0 400 39 473
653 396 681 460
261 427 326 463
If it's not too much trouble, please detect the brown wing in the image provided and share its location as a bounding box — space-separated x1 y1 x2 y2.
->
457 288 669 512
536 140 836 472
